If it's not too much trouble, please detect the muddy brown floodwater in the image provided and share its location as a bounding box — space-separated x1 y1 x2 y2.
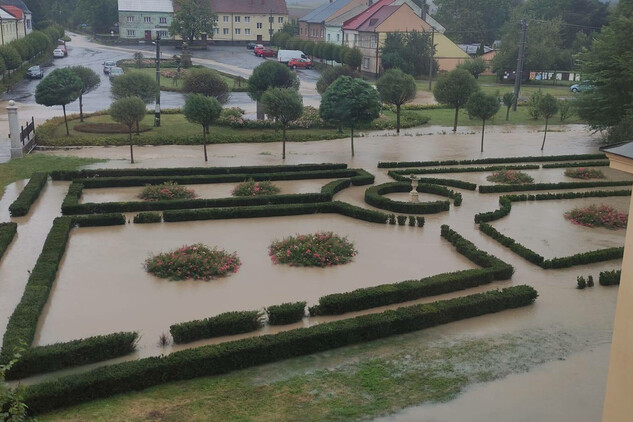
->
1 125 631 421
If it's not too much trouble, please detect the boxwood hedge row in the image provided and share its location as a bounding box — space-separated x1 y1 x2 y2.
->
479 223 545 265
170 311 264 344
50 163 348 180
378 154 607 168
133 212 162 224
478 180 632 193
364 182 459 214
0 222 17 261
541 247 624 269
390 164 540 175
23 285 538 415
5 332 138 380
8 172 48 217
599 270 621 286
541 161 610 169
387 172 478 190
266 301 307 325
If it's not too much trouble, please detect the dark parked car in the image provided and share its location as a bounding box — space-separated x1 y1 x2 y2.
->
246 42 257 50
26 65 43 79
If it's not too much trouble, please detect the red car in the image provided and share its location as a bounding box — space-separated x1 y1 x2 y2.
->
253 45 265 55
257 48 276 58
288 58 313 69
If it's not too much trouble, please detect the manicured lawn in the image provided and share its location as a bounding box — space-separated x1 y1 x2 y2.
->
0 155 104 199
418 105 583 127
124 68 247 92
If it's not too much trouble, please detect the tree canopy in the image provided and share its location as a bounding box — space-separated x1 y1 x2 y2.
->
380 31 437 77
433 68 479 131
376 69 417 133
183 93 222 161
70 66 101 122
466 92 501 151
0 46 21 71
35 68 82 135
170 0 216 42
316 65 359 94
539 93 559 149
109 97 147 163
320 76 381 156
458 58 488 79
261 88 304 159
435 0 518 44
111 72 159 104
182 68 231 104
247 61 300 102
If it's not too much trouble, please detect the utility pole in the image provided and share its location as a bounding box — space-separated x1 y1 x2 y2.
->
512 19 527 111
428 26 435 91
269 10 274 42
155 33 161 127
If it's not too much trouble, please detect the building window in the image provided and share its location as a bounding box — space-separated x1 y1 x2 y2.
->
363 57 370 69
353 34 357 46
235 28 241 34
214 28 219 34
370 36 377 48
160 17 167 24
144 16 151 23
256 22 262 29
337 33 340 42
278 17 283 23
127 16 134 22
235 16 240 22
245 28 250 35
26 19 31 29
245 16 250 23
158 30 168 38
223 28 229 34
327 33 330 41
223 15 229 22
127 29 135 37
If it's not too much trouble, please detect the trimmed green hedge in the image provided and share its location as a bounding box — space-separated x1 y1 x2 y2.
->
599 270 621 286
541 247 624 269
163 201 390 224
479 223 544 265
0 222 17 261
8 172 48 217
542 161 610 168
479 180 632 193
364 182 460 214
310 268 495 315
321 179 351 196
170 311 263 344
390 164 540 175
24 285 538 415
266 302 306 325
5 332 138 380
133 212 162 224
387 173 478 190
50 163 348 180
475 196 513 223
378 154 607 168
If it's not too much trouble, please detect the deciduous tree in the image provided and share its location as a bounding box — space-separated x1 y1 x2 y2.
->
376 69 417 134
466 92 500 151
539 93 558 150
502 92 515 120
182 93 222 162
170 0 216 43
69 66 101 122
182 68 230 104
248 61 299 119
433 68 479 132
261 88 303 159
109 97 147 163
35 68 82 135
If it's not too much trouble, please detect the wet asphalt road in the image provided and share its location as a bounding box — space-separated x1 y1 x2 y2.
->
2 36 321 116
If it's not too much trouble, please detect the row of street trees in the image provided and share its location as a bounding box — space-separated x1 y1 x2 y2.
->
0 24 64 78
271 35 364 70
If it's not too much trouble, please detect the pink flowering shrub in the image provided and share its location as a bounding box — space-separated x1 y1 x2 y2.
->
144 244 241 281
138 182 197 201
564 167 605 180
232 179 280 197
486 170 534 185
269 232 357 267
564 205 628 230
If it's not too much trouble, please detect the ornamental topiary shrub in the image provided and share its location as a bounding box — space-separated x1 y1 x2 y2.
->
486 170 534 185
397 215 407 225
599 270 621 286
564 167 605 179
564 205 627 230
144 244 241 281
269 232 357 267
577 276 587 289
232 179 281 196
170 310 263 343
138 182 197 201
266 301 306 325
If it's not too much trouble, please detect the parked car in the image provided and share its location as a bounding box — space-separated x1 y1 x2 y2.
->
288 58 313 69
53 48 65 58
277 49 307 64
103 60 117 74
246 42 257 50
257 48 276 58
253 45 265 55
570 82 593 93
26 65 43 79
108 67 124 80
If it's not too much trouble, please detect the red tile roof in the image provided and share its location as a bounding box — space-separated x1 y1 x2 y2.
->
191 0 288 15
342 0 393 30
1 5 22 19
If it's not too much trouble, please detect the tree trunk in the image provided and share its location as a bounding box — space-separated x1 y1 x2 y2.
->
256 100 264 120
480 119 486 152
282 125 286 159
203 126 208 162
79 94 84 122
541 118 549 150
350 125 355 157
129 129 134 164
396 104 401 134
136 119 140 135
506 106 510 121
62 104 69 136
338 124 343 134
453 106 459 132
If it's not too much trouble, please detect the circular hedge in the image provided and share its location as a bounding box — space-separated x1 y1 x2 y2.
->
144 244 241 280
486 170 534 184
232 179 280 196
139 182 197 201
269 232 357 267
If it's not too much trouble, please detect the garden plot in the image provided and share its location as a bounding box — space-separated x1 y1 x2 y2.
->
35 214 477 351
78 179 330 204
490 196 629 259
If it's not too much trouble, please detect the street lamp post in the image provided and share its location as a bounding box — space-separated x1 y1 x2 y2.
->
154 33 161 127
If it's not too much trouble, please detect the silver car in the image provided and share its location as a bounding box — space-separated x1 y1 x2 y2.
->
103 60 117 74
108 67 124 80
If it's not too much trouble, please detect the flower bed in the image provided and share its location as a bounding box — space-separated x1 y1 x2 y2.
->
144 244 241 281
232 179 280 197
486 170 534 185
138 182 197 201
269 232 357 267
564 167 606 180
564 205 628 230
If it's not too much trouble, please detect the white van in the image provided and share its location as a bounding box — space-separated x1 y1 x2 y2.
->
277 50 307 64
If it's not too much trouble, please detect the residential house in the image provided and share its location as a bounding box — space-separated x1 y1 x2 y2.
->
0 0 31 35
208 0 288 43
341 0 467 75
299 0 369 43
118 0 174 40
325 4 366 45
0 5 24 45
